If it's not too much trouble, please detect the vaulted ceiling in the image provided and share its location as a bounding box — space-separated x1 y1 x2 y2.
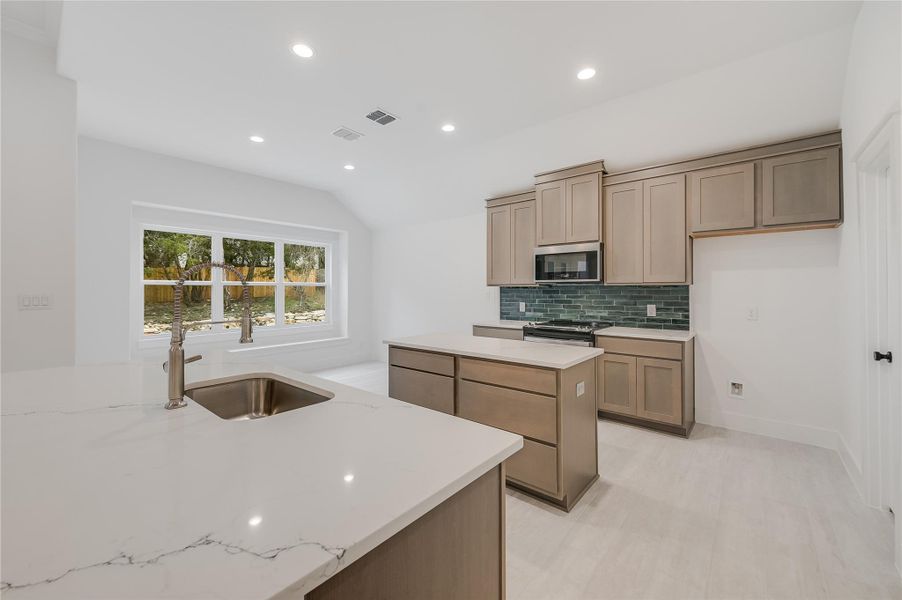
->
58 1 861 228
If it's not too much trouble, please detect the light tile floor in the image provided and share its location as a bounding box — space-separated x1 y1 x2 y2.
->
314 362 902 599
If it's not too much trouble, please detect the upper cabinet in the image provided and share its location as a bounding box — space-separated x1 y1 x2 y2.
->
486 192 536 286
603 174 689 285
762 147 840 226
689 162 755 233
534 162 604 246
535 180 566 245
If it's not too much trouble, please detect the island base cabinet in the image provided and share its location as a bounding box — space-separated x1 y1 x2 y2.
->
303 466 505 600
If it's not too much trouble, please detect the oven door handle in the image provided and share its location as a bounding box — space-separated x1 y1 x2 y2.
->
523 335 594 347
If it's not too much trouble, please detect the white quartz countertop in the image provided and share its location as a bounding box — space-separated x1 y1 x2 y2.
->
385 332 603 369
472 320 527 330
595 326 695 342
0 362 522 599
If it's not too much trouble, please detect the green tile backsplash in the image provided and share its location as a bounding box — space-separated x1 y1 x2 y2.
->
499 284 690 329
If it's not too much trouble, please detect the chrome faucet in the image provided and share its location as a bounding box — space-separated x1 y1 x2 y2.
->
164 262 254 409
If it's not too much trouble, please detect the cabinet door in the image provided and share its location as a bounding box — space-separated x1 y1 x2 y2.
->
486 205 511 285
389 366 455 415
603 181 644 284
535 180 566 246
636 358 682 425
689 162 755 232
565 173 600 243
597 354 637 416
762 147 840 226
510 200 536 284
644 174 687 283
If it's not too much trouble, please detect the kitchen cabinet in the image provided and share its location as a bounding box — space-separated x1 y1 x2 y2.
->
644 174 687 283
472 325 524 340
597 354 636 416
388 346 598 511
689 162 755 233
595 334 695 436
602 174 689 285
485 194 535 286
535 180 566 246
762 147 840 226
536 173 600 246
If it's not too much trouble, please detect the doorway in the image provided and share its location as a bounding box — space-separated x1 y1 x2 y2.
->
857 112 901 574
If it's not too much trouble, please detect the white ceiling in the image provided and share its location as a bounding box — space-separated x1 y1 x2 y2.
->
58 1 861 229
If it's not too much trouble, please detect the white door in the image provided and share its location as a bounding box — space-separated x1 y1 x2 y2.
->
858 113 901 572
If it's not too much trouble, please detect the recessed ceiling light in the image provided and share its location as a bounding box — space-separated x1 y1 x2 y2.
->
343 164 355 171
248 515 263 527
441 123 456 133
292 43 314 58
344 473 355 482
249 135 264 143
577 67 596 81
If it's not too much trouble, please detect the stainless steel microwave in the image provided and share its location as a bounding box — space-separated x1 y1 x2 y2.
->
534 242 602 283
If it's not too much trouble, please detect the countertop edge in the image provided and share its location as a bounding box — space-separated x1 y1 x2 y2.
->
594 327 696 342
384 339 604 369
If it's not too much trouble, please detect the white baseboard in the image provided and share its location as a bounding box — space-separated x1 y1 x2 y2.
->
837 434 865 501
696 409 838 450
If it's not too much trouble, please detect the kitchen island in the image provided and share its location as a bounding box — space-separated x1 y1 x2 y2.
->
1 362 521 599
385 332 603 511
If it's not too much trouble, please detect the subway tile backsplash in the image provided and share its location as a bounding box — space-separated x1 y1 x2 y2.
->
499 285 690 330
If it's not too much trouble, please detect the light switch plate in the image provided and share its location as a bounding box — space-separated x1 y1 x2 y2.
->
519 302 526 313
646 304 657 317
576 381 585 397
18 294 52 310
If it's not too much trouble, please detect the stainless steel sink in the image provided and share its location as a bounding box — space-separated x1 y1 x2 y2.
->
185 375 333 420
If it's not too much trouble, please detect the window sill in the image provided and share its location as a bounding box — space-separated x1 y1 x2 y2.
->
136 323 341 350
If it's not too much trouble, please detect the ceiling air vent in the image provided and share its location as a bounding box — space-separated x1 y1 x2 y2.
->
365 108 398 125
332 126 364 141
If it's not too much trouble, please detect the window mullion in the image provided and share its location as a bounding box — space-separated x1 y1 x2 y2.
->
211 234 224 329
275 242 285 328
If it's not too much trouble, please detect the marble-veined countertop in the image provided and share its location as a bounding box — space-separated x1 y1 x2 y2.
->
0 362 521 599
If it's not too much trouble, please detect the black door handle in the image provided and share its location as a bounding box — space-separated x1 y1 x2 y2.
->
874 351 893 363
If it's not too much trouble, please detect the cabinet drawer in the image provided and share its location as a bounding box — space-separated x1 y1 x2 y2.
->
388 366 454 415
472 326 524 341
458 357 557 396
389 347 455 377
457 380 558 444
506 439 559 496
595 336 682 361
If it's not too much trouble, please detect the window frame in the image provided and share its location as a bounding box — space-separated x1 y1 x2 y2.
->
140 224 333 341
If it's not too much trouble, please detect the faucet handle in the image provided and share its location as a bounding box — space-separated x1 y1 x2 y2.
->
186 354 203 364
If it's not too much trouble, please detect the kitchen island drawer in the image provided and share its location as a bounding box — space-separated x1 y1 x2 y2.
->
389 366 455 414
457 379 558 444
505 439 559 496
389 347 455 377
458 357 556 396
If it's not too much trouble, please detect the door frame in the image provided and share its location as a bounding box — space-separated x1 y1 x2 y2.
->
855 111 901 574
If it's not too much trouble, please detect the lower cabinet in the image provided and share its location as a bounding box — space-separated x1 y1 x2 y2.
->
595 336 695 436
387 346 598 511
472 325 524 341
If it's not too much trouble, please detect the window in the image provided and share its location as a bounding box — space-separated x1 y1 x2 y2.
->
142 228 329 337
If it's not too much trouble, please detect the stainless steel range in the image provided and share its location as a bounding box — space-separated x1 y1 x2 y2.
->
522 319 613 347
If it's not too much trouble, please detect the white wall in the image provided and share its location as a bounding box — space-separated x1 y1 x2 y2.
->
76 137 374 371
1 33 77 372
371 212 499 359
835 0 902 490
691 231 843 448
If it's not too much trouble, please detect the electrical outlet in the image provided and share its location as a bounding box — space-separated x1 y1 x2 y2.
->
646 304 657 317
18 294 52 310
746 307 759 321
519 302 526 313
576 381 585 397
729 381 745 399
